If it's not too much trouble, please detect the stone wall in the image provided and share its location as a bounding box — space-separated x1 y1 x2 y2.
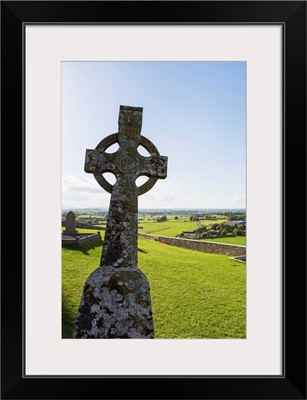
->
138 233 246 256
78 232 101 245
62 232 101 246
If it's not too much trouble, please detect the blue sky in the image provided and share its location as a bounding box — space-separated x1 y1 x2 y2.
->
62 61 246 210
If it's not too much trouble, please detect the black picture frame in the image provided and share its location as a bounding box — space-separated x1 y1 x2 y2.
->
1 1 306 399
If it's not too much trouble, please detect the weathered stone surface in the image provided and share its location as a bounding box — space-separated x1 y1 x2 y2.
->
63 211 78 236
73 105 167 339
73 268 154 338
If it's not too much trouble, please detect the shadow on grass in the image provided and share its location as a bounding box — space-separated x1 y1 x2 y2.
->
63 239 147 256
62 238 104 255
62 295 78 339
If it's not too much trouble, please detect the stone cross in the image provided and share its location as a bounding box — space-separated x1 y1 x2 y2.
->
63 211 78 236
73 105 167 338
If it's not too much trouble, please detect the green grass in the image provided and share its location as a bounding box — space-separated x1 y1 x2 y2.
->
138 220 197 236
62 231 246 339
204 236 246 246
138 218 227 237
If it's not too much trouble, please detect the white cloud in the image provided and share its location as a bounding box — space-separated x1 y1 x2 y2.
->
62 173 103 193
138 181 193 209
62 173 245 210
232 194 246 205
62 173 189 209
62 173 111 208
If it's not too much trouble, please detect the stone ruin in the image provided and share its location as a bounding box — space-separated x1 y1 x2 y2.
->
73 105 168 338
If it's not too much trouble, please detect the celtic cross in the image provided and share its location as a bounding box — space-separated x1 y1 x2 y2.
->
73 106 167 338
84 105 167 270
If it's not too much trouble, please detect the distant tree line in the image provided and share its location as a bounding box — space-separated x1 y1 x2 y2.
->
156 215 168 222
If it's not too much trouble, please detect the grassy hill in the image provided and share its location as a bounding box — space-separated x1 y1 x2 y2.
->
138 215 227 237
204 236 246 246
62 229 246 339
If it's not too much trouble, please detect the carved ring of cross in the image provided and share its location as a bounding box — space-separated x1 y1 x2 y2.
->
93 133 161 196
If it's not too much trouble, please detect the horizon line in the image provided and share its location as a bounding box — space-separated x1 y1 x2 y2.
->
62 207 246 211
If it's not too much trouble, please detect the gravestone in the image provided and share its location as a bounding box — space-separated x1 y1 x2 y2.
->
73 105 167 338
63 211 78 236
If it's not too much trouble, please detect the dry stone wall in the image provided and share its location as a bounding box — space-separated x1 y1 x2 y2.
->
138 233 246 256
62 232 101 246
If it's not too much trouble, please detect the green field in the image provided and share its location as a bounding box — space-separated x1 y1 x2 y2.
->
204 236 246 246
64 212 233 237
138 216 227 237
138 219 196 237
62 229 246 339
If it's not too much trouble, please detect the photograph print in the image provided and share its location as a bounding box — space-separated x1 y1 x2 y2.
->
61 61 246 339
